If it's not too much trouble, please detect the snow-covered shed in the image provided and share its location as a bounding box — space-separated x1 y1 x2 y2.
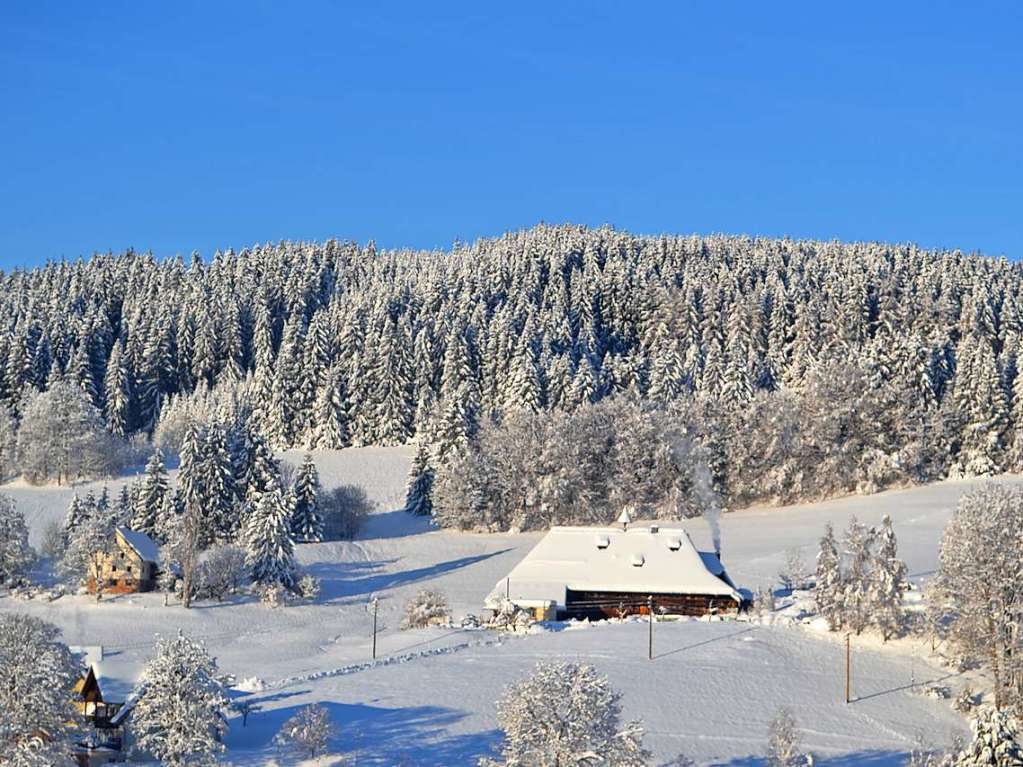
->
485 524 742 619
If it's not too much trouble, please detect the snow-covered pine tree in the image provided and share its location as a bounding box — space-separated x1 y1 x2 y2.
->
953 707 1023 766
132 448 170 538
870 514 908 641
310 363 350 449
0 495 33 585
815 522 843 631
291 454 323 542
403 440 435 516
841 516 876 635
132 632 229 767
244 488 297 590
103 338 132 438
766 707 813 767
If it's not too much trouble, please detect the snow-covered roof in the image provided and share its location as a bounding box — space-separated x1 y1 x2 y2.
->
115 526 160 563
486 525 741 609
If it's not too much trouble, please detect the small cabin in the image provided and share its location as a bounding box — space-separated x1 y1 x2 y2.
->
72 658 127 766
88 527 160 595
485 524 742 619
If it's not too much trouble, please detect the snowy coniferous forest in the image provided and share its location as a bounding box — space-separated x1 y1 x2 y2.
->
0 224 1020 527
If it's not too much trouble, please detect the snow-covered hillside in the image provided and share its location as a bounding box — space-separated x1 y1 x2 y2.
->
3 447 1019 765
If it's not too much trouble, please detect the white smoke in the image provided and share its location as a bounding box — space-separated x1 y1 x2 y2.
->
691 453 722 555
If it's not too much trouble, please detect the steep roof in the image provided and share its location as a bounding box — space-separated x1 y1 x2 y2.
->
115 526 160 564
486 524 741 608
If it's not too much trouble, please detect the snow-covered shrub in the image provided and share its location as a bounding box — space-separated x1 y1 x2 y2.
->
767 707 813 767
39 518 65 560
0 613 80 766
401 589 450 629
778 546 812 592
132 632 229 766
195 544 247 601
483 662 649 767
297 574 321 601
752 585 776 620
259 583 289 608
275 703 337 759
953 687 980 714
460 613 481 629
319 484 373 541
485 600 534 633
919 685 951 700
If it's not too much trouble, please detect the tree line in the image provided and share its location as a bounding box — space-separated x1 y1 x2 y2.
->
0 225 1021 513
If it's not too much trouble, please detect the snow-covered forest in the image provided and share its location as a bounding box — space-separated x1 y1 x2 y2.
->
0 224 1020 523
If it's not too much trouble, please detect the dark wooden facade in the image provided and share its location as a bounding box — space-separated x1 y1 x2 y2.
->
563 589 740 620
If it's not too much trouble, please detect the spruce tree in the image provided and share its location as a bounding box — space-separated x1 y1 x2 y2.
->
291 455 323 542
244 488 297 589
815 522 843 631
403 440 435 516
133 449 170 537
870 514 908 641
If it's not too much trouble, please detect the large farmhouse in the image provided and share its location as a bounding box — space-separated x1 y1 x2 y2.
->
87 526 160 595
486 524 742 619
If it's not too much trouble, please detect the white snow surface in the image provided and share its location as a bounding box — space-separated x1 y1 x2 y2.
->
3 447 1021 765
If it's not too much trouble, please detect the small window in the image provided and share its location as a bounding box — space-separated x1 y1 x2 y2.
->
595 535 610 550
126 566 132 574
667 537 682 551
631 554 645 567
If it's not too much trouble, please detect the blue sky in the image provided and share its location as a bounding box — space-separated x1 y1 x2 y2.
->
1 3 1020 268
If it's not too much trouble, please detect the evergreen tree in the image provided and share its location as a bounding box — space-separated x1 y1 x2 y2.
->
815 522 843 631
244 488 297 589
132 632 229 767
841 516 876 635
403 440 435 516
953 708 1023 767
291 454 323 542
133 449 170 537
870 514 908 641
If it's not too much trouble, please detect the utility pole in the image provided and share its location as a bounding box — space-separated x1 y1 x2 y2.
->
845 633 851 704
648 595 654 661
372 601 380 662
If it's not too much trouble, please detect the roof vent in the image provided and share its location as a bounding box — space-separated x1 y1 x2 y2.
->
631 554 645 567
649 524 659 534
595 535 610 550
667 537 682 551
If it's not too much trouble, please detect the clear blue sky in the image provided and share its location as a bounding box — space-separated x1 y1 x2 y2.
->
1 3 1021 268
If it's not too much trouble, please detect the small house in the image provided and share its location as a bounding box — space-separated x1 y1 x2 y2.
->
485 524 742 619
71 653 127 766
87 527 160 595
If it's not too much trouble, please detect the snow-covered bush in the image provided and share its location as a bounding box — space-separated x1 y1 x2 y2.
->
297 573 321 601
778 546 812 592
752 585 776 620
132 632 229 766
195 544 247 601
319 484 373 541
485 600 534 633
954 687 980 714
767 707 813 767
275 703 337 759
401 589 450 629
38 518 65 560
482 662 649 767
259 582 289 608
0 613 80 766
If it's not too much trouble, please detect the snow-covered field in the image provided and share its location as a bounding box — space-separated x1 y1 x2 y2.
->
3 447 1020 765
